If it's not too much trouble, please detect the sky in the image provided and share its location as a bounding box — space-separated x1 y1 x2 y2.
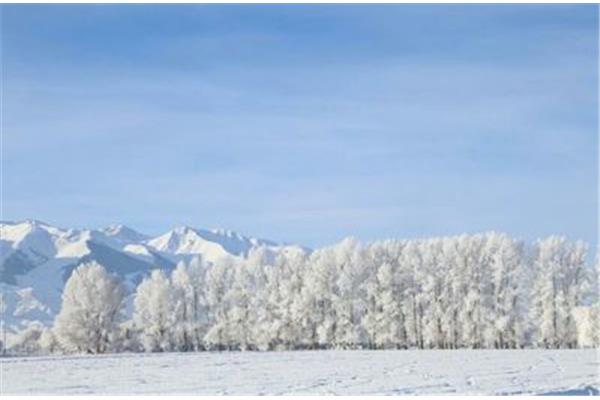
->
1 4 598 249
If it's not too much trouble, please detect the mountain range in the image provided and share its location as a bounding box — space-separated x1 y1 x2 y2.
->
0 219 297 329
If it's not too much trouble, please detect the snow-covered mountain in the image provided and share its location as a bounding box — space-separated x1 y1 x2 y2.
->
0 220 289 329
146 225 277 259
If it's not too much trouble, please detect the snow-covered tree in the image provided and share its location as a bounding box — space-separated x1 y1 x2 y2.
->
39 327 60 354
171 257 208 351
331 238 366 348
225 261 253 350
203 257 234 350
574 304 599 348
307 248 337 348
530 237 590 348
374 262 403 349
9 322 45 355
484 234 525 348
53 262 125 354
133 269 176 352
43 232 597 354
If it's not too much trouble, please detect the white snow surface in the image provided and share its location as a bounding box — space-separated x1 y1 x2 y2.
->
2 349 599 395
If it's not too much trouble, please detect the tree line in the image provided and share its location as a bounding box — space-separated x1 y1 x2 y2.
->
5 233 600 354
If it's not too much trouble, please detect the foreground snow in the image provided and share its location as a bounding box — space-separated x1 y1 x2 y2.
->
2 349 599 395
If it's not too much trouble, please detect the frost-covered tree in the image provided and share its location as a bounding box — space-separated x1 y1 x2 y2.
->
530 237 589 348
203 257 234 350
225 261 253 350
574 303 599 348
118 319 142 353
374 262 403 349
284 249 312 349
9 322 45 355
271 251 303 349
133 269 176 352
249 261 275 350
39 327 60 354
400 240 423 349
307 248 337 348
53 262 125 354
332 238 366 348
481 234 526 348
44 232 596 355
362 261 380 349
171 257 208 351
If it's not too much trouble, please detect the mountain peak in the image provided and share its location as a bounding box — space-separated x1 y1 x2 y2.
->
24 218 46 225
210 228 241 239
16 219 53 229
101 224 149 243
143 225 279 260
2 220 283 266
171 225 197 235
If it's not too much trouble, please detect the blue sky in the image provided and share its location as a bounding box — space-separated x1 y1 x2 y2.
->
2 4 598 248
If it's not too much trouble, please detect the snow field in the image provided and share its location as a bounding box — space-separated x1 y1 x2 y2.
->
2 349 599 395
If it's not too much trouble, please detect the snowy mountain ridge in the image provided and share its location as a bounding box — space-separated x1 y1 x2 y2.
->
0 220 291 328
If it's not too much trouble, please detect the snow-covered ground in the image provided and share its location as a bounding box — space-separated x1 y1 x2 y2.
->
1 350 599 395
